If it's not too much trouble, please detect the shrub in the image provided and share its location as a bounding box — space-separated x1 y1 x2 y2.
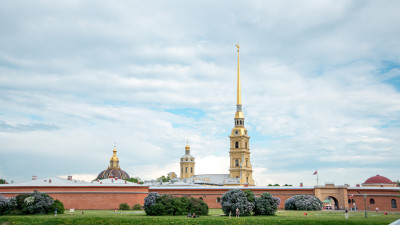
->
144 192 160 215
221 189 254 216
285 195 323 211
0 194 17 215
50 200 65 214
143 192 208 216
119 203 130 210
254 193 280 215
244 190 255 203
132 203 142 210
23 191 54 214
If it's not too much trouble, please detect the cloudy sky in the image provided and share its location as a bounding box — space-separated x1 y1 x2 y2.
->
0 0 399 186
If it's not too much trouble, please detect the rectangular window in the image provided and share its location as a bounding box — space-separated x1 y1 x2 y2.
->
185 167 188 173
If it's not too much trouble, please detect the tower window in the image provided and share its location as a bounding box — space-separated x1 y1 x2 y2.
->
191 167 193 173
246 177 248 183
370 199 375 204
235 142 239 148
235 159 239 167
181 167 183 173
240 120 242 125
392 199 397 208
245 142 247 148
185 167 188 173
246 158 248 167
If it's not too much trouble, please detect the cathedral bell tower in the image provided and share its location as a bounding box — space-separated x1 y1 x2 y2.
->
180 141 195 179
229 44 254 186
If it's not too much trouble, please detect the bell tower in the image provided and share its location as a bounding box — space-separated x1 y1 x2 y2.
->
229 44 254 186
180 141 195 179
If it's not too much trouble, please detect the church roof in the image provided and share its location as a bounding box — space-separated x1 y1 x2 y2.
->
96 168 130 180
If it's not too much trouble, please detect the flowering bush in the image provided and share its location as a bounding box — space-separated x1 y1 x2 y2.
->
254 193 280 215
23 191 54 214
221 189 254 216
0 194 17 215
285 195 323 210
143 192 208 216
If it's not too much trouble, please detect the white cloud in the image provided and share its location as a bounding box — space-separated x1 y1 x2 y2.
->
0 0 399 186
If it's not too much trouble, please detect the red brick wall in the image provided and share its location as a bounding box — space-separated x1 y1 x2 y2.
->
347 189 399 212
0 186 149 210
1 185 398 211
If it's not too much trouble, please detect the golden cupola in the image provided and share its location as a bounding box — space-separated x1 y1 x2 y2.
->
96 144 130 180
109 144 120 169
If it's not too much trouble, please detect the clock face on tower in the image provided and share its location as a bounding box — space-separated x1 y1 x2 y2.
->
235 130 239 135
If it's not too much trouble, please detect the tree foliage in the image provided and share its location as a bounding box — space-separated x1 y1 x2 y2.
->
221 189 254 216
0 179 6 184
243 190 255 203
254 193 280 215
285 195 323 210
143 192 208 216
125 177 144 184
156 175 170 182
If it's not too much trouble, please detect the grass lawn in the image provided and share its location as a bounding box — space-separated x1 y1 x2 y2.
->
0 209 399 225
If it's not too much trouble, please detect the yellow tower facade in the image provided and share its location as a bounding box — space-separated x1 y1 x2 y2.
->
229 44 254 186
180 143 195 179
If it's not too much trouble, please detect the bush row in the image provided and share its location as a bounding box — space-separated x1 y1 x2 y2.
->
0 191 64 215
144 193 208 216
119 203 142 210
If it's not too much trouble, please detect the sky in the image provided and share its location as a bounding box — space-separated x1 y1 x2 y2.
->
0 0 399 186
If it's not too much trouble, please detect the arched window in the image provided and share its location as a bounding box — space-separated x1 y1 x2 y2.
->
235 159 239 167
245 142 247 149
235 142 239 148
370 199 375 204
216 197 221 203
240 120 242 125
392 199 397 208
348 199 351 204
352 199 355 203
246 177 248 183
199 197 203 200
181 167 183 173
185 167 188 173
246 158 248 167
190 167 193 173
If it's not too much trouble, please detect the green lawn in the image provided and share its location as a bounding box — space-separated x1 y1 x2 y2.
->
0 209 399 225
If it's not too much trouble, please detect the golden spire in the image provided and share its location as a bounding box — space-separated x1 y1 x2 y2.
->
235 43 244 119
236 43 241 106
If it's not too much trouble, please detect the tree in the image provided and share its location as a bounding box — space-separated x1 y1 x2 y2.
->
254 193 280 215
126 177 144 184
156 175 170 182
221 189 254 216
285 195 323 211
284 184 293 186
0 179 6 184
